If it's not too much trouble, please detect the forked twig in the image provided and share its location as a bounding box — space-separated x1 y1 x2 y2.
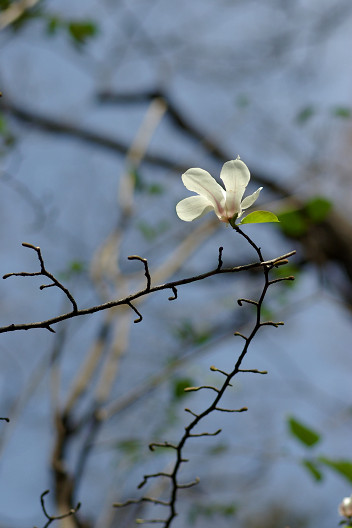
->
34 489 80 528
1 243 295 334
114 228 295 527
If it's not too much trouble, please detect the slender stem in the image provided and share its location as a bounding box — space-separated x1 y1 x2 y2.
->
115 228 294 527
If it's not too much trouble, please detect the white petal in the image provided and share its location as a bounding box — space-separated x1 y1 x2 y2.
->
240 187 263 210
220 160 250 203
176 196 214 222
182 168 225 216
224 190 242 219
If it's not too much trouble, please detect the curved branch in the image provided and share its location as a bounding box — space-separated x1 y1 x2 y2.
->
0 244 295 333
114 230 295 527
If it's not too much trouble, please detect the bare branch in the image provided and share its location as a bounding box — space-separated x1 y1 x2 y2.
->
184 408 198 418
128 255 151 291
3 243 78 314
238 369 268 375
215 406 248 413
268 276 295 285
149 442 178 452
168 286 178 301
188 429 222 438
127 301 143 323
234 332 248 341
217 246 223 271
0 245 295 333
114 497 170 508
138 472 172 489
37 489 80 528
260 321 284 328
115 227 295 527
184 385 219 394
176 477 200 489
209 365 229 376
237 298 258 307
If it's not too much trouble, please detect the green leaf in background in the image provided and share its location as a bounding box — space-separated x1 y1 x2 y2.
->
318 457 352 484
239 210 279 225
172 377 195 400
188 501 237 524
69 260 85 273
147 183 164 195
0 1 11 11
0 113 7 135
296 105 316 124
305 196 332 222
302 459 323 482
137 220 169 241
46 16 62 35
174 320 211 346
278 209 307 237
287 416 321 447
59 260 85 281
236 94 250 108
68 20 98 45
130 168 163 195
115 438 142 464
130 168 144 192
272 263 299 283
332 106 351 119
207 442 229 455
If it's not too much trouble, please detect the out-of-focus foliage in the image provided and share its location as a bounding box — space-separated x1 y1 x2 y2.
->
288 416 321 447
278 197 332 238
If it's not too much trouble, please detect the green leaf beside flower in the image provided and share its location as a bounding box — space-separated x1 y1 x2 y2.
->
238 210 280 225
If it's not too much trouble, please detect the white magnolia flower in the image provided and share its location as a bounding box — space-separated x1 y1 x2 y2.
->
176 158 262 224
339 495 352 517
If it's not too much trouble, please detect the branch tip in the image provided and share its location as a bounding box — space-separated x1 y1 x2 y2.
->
184 385 219 393
209 365 228 376
168 286 177 301
184 408 198 417
260 321 284 328
234 332 247 340
128 255 151 290
238 368 268 375
237 298 258 307
215 406 248 413
127 301 143 323
217 246 223 270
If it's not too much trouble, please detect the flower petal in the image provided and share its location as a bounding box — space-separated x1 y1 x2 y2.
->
220 159 250 201
240 187 263 210
176 196 214 222
224 190 242 219
182 168 225 216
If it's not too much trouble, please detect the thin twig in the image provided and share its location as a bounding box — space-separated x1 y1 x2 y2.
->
1 245 295 333
114 228 295 527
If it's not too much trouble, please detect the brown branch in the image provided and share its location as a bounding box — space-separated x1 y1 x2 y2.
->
0 97 289 196
0 0 40 30
96 89 288 195
114 229 295 527
35 489 80 528
0 244 295 333
3 243 78 314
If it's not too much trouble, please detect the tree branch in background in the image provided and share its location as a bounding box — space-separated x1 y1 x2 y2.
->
0 95 288 195
0 0 40 30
